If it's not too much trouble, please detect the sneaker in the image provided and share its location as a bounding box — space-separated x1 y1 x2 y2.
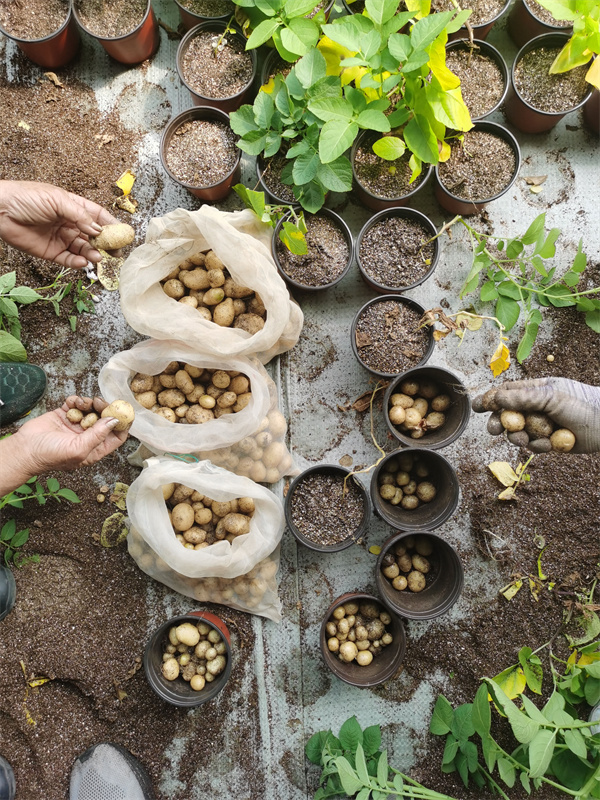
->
70 744 155 800
0 566 16 623
0 755 16 800
0 363 47 427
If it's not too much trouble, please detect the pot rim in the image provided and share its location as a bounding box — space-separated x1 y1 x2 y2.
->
521 0 573 29
272 207 354 292
435 120 522 206
73 0 152 41
176 21 258 104
355 207 439 294
445 38 510 120
160 106 241 191
173 0 234 22
467 0 512 29
0 0 73 43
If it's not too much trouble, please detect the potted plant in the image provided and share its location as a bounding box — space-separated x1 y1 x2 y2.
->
174 0 235 29
0 0 80 68
73 0 160 64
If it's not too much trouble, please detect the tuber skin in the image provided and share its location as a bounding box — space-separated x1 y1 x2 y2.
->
101 400 135 432
90 223 135 251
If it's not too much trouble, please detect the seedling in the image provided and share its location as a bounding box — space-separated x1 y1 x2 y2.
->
233 184 308 254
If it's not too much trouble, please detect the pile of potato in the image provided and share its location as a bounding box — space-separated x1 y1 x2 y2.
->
388 377 452 439
164 482 255 548
161 250 266 334
130 362 252 425
377 451 437 510
325 600 394 667
381 535 435 593
161 620 227 692
488 409 576 453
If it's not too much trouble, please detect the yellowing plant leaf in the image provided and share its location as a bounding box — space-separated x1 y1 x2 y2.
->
116 170 136 196
100 513 128 547
433 329 451 341
28 677 51 688
438 140 451 162
578 651 600 666
317 35 354 76
490 341 511 377
455 313 483 331
404 0 430 17
586 56 600 90
498 486 517 501
369 545 381 555
428 37 460 91
491 665 527 699
500 578 523 600
488 461 519 487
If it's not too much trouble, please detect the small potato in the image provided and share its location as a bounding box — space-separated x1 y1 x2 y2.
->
175 370 195 395
162 483 175 501
412 397 429 417
233 392 252 413
339 641 358 663
207 268 225 288
179 295 198 308
487 411 504 435
418 381 439 399
390 393 414 409
425 412 445 431
203 288 225 306
356 650 373 666
508 430 529 448
213 297 235 327
186 405 215 425
380 484 396 501
392 575 408 591
130 373 155 393
162 658 180 681
154 407 177 422
163 279 185 299
403 480 417 496
181 268 210 291
525 413 554 439
500 410 526 432
135 391 157 409
401 495 419 510
416 482 436 503
172 503 195 532
205 251 225 271
176 622 201 646
234 313 265 335
222 513 251 536
190 674 206 691
389 405 406 426
404 408 422 430
550 428 576 452
529 437 552 453
158 389 186 408
66 408 84 424
382 563 400 579
327 637 340 653
91 222 135 250
223 278 254 298
412 554 431 573
80 412 99 430
407 570 426 592
431 394 451 412
263 442 284 468
172 484 195 503
399 379 419 396
396 553 412 572
217 391 237 409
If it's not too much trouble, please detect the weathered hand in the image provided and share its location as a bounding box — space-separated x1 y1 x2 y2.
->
473 377 600 454
0 180 118 268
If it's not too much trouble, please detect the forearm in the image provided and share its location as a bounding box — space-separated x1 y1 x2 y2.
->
0 432 39 496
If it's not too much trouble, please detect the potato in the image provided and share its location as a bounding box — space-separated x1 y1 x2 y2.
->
213 297 235 327
181 268 210 290
163 279 185 299
223 278 254 299
90 223 135 250
404 408 422 429
158 389 186 408
175 370 194 395
207 268 225 287
407 570 426 592
222 513 251 536
234 313 265 335
399 379 419 396
66 408 84 424
412 397 429 417
186 405 215 425
101 400 135 431
550 428 576 452
431 394 450 412
130 373 155 393
162 483 175 501
524 412 554 439
500 410 526 432
487 412 504 435
134 391 157 409
172 503 195 532
529 437 552 453
392 575 408 591
508 430 529 448
412 554 431 573
416 482 436 503
390 393 414 409
389 405 406 426
203 288 225 306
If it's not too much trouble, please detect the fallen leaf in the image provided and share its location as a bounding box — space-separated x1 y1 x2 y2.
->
116 169 136 196
110 482 129 511
489 341 510 378
524 175 547 186
100 513 128 547
498 486 517 501
500 578 523 600
114 195 137 214
339 454 353 467
433 329 451 341
355 331 371 348
97 251 124 291
43 71 63 87
17 120 30 130
529 186 543 194
488 461 519 487
369 545 381 555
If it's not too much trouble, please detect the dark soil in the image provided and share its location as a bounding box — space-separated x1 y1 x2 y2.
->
354 299 431 375
177 0 234 17
0 0 69 39
353 136 427 200
514 46 590 113
438 130 516 201
445 45 506 119
432 0 506 26
165 119 238 187
275 213 350 288
358 214 435 290
75 0 147 37
259 153 296 203
180 30 254 100
525 0 571 27
288 471 365 546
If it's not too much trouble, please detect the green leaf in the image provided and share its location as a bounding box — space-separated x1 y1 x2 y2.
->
0 271 16 292
544 285 576 308
11 529 30 549
0 331 27 362
463 740 479 773
495 296 521 331
505 239 524 259
521 213 546 245
442 734 459 765
246 18 281 49
410 10 456 51
376 750 388 785
454 751 469 787
305 730 330 764
318 120 358 163
285 0 321 16
309 97 353 123
362 725 381 757
56 488 80 503
295 47 327 88
46 477 60 493
430 695 454 735
551 750 591 791
520 771 531 794
356 789 370 800
392 773 404 791
237 130 269 156
485 679 540 744
528 729 556 778
1 520 16 541
542 689 565 720
9 286 44 305
585 308 600 333
230 105 261 137
0 297 19 318
534 228 561 259
531 255 548 278
481 734 497 773
388 32 411 63
316 157 353 192
584 675 600 705
294 180 325 214
254 91 275 129
338 716 363 752
518 647 543 694
354 743 370 785
321 19 363 53
451 704 476 744
403 115 439 164
280 222 308 254
372 136 405 161
365 0 399 25
280 17 319 57
293 151 320 184
497 757 516 788
497 281 522 300
472 684 491 737
334 757 363 795
480 281 498 302
520 695 548 724
234 185 267 220
356 109 390 132
563 728 587 759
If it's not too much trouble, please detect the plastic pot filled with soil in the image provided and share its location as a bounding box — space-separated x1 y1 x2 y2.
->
370 447 460 531
376 531 464 620
445 39 509 120
508 0 572 48
144 611 232 707
351 295 434 379
272 208 353 292
320 592 406 687
256 153 296 206
356 208 438 294
351 131 432 212
505 33 592 133
73 0 159 64
177 21 257 113
432 0 511 40
0 0 80 69
174 0 235 29
284 464 370 552
434 121 521 215
383 366 470 449
160 106 241 202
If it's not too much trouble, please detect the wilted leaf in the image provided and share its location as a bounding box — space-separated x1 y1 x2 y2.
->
28 677 52 688
339 454 353 467
491 665 526 699
433 329 451 341
369 545 381 555
498 486 517 501
488 462 519 487
500 579 523 600
116 170 136 196
100 513 128 547
490 341 511 377
524 175 547 186
456 313 483 331
43 72 63 87
110 482 129 511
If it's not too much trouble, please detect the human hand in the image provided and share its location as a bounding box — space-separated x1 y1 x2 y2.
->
472 377 600 454
0 180 119 269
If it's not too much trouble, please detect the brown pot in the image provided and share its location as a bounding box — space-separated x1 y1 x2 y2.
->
173 0 234 29
73 0 160 64
445 38 509 120
0 1 80 69
508 0 572 48
448 0 511 42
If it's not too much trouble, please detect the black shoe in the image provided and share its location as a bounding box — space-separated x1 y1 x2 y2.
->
0 363 47 427
70 744 155 800
0 755 15 800
0 566 16 623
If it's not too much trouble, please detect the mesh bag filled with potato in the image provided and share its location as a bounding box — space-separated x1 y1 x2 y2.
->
119 206 303 364
126 458 285 621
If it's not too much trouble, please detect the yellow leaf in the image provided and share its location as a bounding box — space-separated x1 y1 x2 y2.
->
116 170 136 196
28 677 51 687
455 313 483 331
567 650 578 667
43 71 63 87
438 139 451 163
317 35 354 76
500 578 523 600
578 651 600 666
404 0 430 18
488 461 519 487
529 576 541 601
498 486 516 501
493 666 527 699
369 545 381 555
490 341 511 377
433 329 450 341
18 120 30 130
428 37 460 91
586 57 600 90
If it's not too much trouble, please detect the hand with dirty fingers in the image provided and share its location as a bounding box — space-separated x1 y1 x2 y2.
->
0 180 118 269
472 377 600 454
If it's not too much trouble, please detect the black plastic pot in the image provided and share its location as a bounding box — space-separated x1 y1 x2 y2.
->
370 448 460 531
272 208 354 292
320 592 406 687
351 295 434 379
351 130 433 212
73 0 159 64
256 154 297 206
383 366 470 450
0 565 16 622
160 106 241 202
445 39 509 120
285 464 370 553
176 21 257 112
448 0 511 42
174 0 234 29
505 33 593 134
144 611 232 707
0 1 80 69
376 531 464 620
584 89 600 135
434 121 521 215
356 208 439 294
508 0 573 48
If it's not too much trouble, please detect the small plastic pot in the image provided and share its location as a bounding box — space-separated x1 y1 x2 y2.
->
272 208 354 292
376 531 464 620
0 2 80 69
173 0 234 29
176 21 258 113
445 39 509 120
144 610 232 707
370 448 460 531
584 89 600 135
351 295 434 379
351 130 433 212
434 121 521 216
505 34 593 133
356 208 439 294
73 0 159 64
160 106 241 202
383 366 470 450
320 592 406 687
447 0 511 42
508 0 572 48
0 565 16 622
256 155 296 206
285 464 370 552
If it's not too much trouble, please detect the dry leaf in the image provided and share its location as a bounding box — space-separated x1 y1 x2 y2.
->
433 329 451 341
369 545 381 555
339 454 353 467
116 169 136 196
97 251 124 291
488 461 519 487
43 71 63 87
489 341 511 377
100 513 128 547
498 486 517 501
456 313 483 331
524 175 547 186
110 482 129 511
500 578 523 600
